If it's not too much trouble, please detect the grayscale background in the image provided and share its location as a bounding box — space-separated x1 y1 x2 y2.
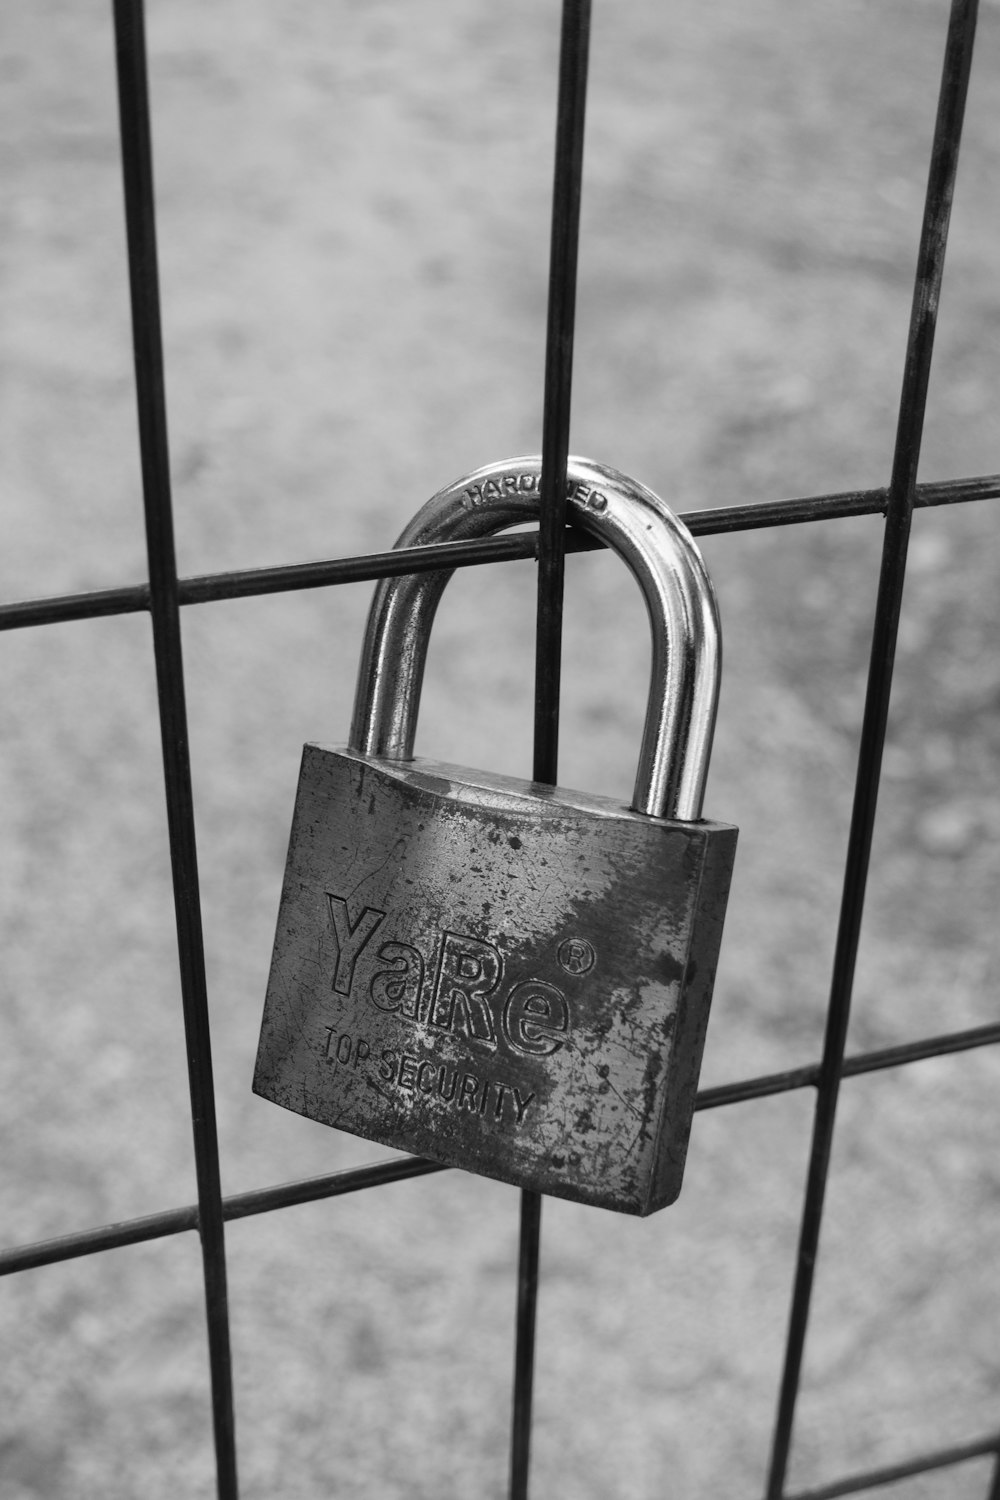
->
1 1 999 1496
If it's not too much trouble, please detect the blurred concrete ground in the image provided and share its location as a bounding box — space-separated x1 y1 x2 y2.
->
1 1 1000 1497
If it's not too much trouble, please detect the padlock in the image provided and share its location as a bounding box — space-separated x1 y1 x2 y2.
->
254 456 737 1215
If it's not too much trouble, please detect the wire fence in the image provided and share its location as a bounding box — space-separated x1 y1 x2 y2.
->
2 1 997 1497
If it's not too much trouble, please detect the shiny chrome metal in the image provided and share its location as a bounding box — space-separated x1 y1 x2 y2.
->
349 455 721 820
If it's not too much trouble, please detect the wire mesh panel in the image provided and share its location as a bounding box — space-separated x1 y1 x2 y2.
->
1 1 998 1497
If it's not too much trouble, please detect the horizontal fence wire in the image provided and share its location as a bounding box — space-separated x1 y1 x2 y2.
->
1 474 997 632
783 1435 1000 1500
4 1016 998 1279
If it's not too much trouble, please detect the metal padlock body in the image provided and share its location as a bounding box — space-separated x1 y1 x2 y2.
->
258 748 734 1214
255 456 737 1216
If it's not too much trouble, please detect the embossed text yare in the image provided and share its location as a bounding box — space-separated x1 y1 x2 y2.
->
326 894 575 1056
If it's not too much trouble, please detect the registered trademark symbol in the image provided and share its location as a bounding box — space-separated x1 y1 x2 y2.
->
557 937 596 976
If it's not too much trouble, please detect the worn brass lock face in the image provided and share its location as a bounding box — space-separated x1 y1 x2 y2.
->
254 456 737 1215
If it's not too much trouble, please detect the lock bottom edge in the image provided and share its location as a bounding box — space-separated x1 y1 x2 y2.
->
252 1069 682 1218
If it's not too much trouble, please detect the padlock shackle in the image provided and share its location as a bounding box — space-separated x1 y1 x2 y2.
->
348 456 721 821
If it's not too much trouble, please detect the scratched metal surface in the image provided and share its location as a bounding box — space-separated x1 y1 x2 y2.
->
1 1 999 1498
255 749 736 1213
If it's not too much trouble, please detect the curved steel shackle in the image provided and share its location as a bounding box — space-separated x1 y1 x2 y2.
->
348 456 721 822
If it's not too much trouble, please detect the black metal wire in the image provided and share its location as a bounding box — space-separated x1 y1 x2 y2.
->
0 1156 446 1277
111 3 238 1495
4 1019 997 1281
2 472 996 635
765 2 980 1493
511 4 593 1494
509 1188 544 1499
534 0 592 788
696 1018 1000 1111
7 1014 1000 1284
782 1434 1000 1500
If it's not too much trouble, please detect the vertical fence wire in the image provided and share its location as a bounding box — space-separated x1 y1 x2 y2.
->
764 1 980 1493
111 2 239 1495
510 3 593 1497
